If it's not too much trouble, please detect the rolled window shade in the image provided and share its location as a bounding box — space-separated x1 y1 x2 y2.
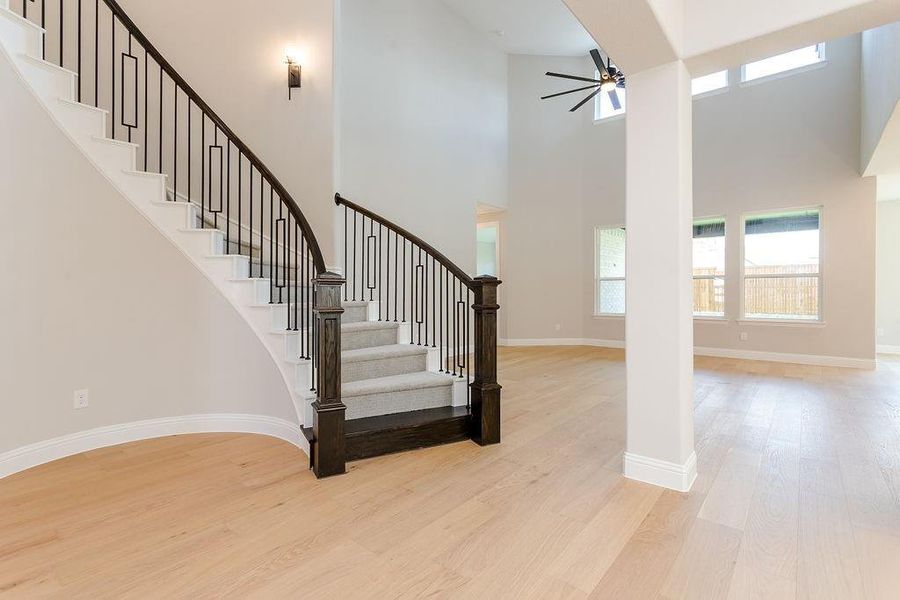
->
745 210 819 235
693 218 725 239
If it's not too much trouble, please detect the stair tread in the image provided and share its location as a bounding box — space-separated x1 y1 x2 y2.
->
345 405 469 435
342 343 428 363
341 320 399 333
342 371 452 398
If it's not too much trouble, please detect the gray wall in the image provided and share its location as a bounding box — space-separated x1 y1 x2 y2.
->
505 34 876 361
877 199 900 349
338 0 509 272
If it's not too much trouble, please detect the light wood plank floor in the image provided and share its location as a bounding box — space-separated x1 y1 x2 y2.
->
2 347 900 599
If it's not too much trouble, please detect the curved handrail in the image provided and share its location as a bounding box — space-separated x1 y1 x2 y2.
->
102 0 325 272
335 193 473 287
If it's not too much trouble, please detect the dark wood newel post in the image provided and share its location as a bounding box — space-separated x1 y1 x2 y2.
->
312 271 346 478
471 275 502 445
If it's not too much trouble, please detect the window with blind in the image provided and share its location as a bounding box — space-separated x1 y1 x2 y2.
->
693 218 726 317
742 209 821 321
594 227 626 315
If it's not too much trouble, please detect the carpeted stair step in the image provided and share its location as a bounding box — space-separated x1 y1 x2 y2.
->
342 371 453 420
342 344 428 383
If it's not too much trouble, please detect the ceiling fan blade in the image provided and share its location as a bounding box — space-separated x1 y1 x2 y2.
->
608 89 622 110
541 84 599 100
590 49 612 79
617 80 626 88
546 71 602 84
570 86 604 112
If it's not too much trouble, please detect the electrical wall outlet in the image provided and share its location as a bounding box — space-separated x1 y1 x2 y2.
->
73 389 89 409
739 332 749 341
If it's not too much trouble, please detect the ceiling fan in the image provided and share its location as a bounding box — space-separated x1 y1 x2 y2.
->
541 49 625 112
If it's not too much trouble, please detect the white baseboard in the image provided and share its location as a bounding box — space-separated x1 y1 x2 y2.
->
0 413 306 480
499 338 625 349
624 450 697 492
877 344 900 355
498 338 873 369
693 346 875 369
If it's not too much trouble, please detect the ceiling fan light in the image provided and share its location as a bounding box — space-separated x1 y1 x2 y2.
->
600 80 616 91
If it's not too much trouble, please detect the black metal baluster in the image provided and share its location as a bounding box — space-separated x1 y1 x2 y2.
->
41 0 45 58
110 11 114 139
467 288 472 407
385 225 390 321
360 215 366 302
225 140 230 251
77 0 81 101
352 210 357 301
58 0 62 66
269 185 274 303
394 231 400 323
23 0 27 22
402 236 406 322
377 222 382 316
185 96 194 202
237 152 242 251
445 268 450 373
200 114 205 224
452 276 458 375
439 263 443 371
173 87 178 196
432 256 436 347
158 66 162 172
293 222 299 334
249 166 253 275
143 46 147 169
125 34 132 143
343 204 348 302
93 0 97 106
258 172 263 279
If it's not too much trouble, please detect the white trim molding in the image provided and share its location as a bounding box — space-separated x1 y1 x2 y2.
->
498 338 873 369
694 346 875 369
624 450 697 492
877 345 900 355
499 338 625 349
0 414 306 480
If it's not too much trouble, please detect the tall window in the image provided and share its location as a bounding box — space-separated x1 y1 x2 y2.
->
693 218 726 317
743 209 821 321
595 227 626 315
742 45 824 82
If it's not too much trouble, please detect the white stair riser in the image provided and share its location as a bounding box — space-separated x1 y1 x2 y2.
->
343 304 368 324
203 256 250 281
150 202 197 231
0 9 41 58
177 229 225 258
87 138 137 172
16 54 74 102
53 99 106 139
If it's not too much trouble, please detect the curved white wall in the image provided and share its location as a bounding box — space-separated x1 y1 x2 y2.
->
0 49 298 475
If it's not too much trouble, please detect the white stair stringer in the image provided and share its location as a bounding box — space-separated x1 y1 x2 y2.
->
0 6 316 442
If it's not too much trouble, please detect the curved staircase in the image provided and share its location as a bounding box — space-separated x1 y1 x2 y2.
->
0 0 500 477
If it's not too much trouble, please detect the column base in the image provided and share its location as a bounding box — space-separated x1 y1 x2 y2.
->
623 450 697 492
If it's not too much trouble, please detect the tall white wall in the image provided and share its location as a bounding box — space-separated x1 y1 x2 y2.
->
506 34 876 363
861 21 900 174
116 0 338 265
338 0 508 272
877 199 900 350
0 51 295 459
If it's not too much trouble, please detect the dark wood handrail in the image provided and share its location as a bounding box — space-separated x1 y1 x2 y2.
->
334 193 473 287
102 0 325 273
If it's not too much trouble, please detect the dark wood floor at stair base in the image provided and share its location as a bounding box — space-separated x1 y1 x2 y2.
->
344 406 471 461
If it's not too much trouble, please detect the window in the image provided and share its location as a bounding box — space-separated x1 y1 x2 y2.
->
742 45 824 82
742 209 821 321
693 218 726 317
594 227 626 315
692 70 728 96
594 70 626 120
476 223 499 277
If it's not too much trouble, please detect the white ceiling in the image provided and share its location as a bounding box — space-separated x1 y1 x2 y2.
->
441 0 597 56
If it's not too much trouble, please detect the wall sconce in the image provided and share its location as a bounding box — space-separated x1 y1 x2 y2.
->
284 46 302 100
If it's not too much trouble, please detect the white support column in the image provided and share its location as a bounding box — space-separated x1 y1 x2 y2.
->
623 60 697 492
